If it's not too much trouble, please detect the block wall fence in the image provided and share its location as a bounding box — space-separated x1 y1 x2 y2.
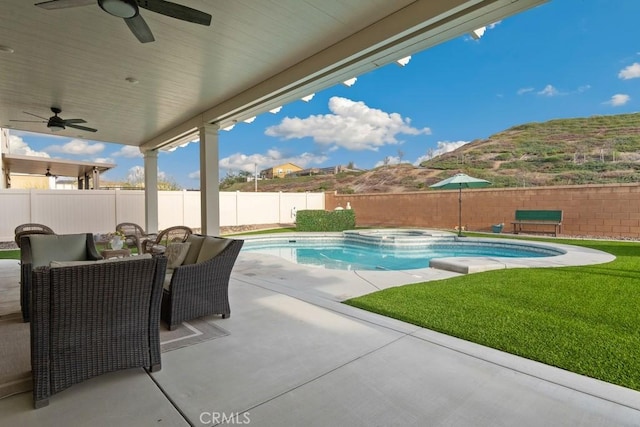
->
325 183 640 239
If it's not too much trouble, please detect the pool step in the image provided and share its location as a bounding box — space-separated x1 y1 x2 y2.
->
429 257 510 274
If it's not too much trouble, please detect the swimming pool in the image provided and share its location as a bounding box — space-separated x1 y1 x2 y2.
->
241 230 565 271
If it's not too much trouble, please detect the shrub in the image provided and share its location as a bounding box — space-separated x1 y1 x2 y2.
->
296 209 356 231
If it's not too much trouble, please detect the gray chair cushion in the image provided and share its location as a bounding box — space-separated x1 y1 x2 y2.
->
165 242 191 269
30 234 88 268
196 237 231 264
182 234 206 265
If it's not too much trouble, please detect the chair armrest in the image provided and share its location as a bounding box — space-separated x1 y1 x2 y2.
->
85 233 103 260
169 240 243 292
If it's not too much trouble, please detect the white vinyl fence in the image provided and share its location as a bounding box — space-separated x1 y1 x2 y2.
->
0 189 324 241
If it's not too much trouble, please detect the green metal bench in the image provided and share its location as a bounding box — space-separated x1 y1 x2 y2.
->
511 209 563 236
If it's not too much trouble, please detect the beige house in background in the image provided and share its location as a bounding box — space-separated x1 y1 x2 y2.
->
260 163 303 179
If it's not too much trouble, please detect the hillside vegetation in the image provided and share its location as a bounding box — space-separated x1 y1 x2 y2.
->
222 113 640 193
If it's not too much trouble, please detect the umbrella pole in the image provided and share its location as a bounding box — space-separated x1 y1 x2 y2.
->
458 186 462 237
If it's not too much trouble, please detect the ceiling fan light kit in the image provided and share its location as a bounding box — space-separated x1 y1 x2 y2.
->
98 0 138 19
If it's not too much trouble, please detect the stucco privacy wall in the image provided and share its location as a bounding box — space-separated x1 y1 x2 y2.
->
0 190 324 241
325 183 640 239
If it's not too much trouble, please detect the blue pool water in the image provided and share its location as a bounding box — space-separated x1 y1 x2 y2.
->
242 236 563 271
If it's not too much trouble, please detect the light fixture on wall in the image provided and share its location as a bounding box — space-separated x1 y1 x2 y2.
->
342 77 357 87
395 56 411 67
470 27 486 40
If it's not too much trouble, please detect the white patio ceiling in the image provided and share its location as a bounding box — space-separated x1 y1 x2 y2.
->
0 0 546 153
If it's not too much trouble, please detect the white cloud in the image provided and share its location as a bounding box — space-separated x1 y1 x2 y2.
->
113 145 142 158
432 140 469 157
265 96 431 151
605 94 631 106
517 87 534 95
93 157 114 164
577 84 591 93
46 139 105 155
618 62 640 80
538 85 559 97
218 149 328 174
126 165 166 184
8 135 50 157
188 171 200 180
413 155 430 166
374 156 402 168
411 141 470 165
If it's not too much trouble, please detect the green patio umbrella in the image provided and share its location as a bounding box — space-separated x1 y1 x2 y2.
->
429 173 491 236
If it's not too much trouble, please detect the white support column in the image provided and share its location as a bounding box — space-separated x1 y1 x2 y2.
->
199 124 220 235
92 167 100 189
144 150 159 233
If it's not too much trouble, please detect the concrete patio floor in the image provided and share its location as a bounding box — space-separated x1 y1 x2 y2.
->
0 245 639 426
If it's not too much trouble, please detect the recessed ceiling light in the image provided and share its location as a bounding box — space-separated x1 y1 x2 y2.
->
0 45 14 53
125 77 139 84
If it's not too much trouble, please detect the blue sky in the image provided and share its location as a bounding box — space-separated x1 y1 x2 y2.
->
8 0 640 190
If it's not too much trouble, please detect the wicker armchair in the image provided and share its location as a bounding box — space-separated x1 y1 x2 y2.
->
20 233 102 322
30 255 167 408
162 235 243 330
116 222 157 253
143 225 193 254
14 223 55 248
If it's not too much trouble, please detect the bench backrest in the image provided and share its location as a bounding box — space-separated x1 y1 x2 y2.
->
515 210 563 222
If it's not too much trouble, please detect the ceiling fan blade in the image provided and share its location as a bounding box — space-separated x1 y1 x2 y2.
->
138 0 212 26
63 118 87 124
66 123 98 132
125 15 155 43
22 111 50 120
35 0 95 10
9 119 47 123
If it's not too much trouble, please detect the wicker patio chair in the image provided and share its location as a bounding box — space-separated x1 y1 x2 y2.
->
143 225 193 254
116 222 157 253
20 233 102 322
30 254 167 408
161 235 243 330
14 223 55 248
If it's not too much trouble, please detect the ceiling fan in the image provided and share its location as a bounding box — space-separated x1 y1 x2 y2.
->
45 168 56 177
10 107 98 133
34 0 212 43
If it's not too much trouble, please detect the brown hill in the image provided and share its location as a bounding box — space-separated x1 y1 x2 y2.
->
222 112 640 193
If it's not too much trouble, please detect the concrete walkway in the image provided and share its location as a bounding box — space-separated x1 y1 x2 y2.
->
0 246 638 426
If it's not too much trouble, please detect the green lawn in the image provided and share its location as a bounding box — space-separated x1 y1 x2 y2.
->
345 237 640 391
0 250 19 259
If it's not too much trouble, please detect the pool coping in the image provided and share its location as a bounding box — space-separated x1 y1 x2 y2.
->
239 230 616 274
